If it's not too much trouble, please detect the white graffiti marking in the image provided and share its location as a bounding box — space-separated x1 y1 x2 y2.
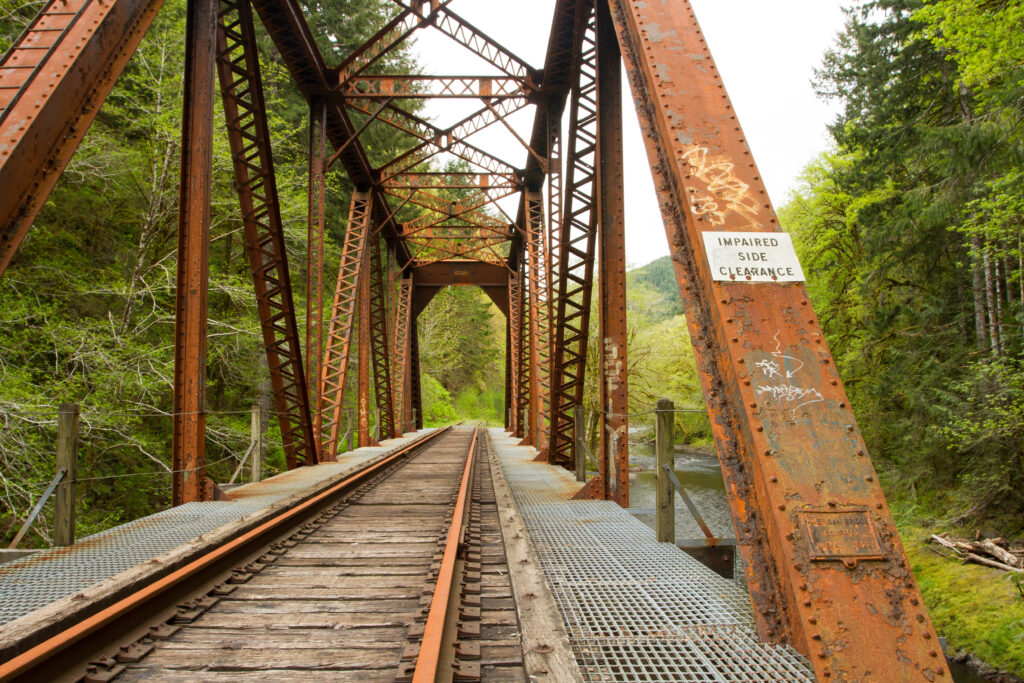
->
755 359 781 379
756 330 824 411
680 145 762 227
756 384 824 404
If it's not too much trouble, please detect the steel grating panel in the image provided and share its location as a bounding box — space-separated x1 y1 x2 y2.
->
488 428 813 682
0 430 433 626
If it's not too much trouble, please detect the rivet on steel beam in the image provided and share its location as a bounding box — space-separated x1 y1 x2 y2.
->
831 379 838 385
801 300 808 306
839 402 846 408
811 633 820 639
731 337 738 343
924 632 932 640
809 617 817 624
856 449 864 456
910 598 920 605
777 504 785 511
876 503 883 509
726 318 733 323
769 476 777 482
745 380 752 387
738 358 744 364
750 402 757 408
916 614 926 623
930 651 939 658
865 476 874 482
846 425 855 432
785 532 794 540
764 449 772 456
799 583 808 591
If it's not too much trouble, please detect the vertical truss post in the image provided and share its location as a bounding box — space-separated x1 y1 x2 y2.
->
368 237 395 440
409 314 423 430
596 0 627 507
515 261 530 439
357 231 376 447
608 0 947 676
524 191 551 452
307 98 327 418
318 191 372 458
508 272 523 435
504 310 512 430
172 0 217 506
549 0 598 469
392 275 413 436
216 0 317 469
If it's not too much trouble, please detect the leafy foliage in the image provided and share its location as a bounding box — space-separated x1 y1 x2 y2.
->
783 0 1024 528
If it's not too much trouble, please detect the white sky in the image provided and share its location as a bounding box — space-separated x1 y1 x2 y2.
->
407 1 849 268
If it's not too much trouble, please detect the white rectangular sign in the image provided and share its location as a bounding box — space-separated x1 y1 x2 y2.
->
702 231 805 282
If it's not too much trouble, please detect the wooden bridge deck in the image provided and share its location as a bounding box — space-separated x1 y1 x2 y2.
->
0 426 815 682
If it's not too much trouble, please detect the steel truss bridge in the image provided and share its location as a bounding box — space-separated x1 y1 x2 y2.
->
0 0 950 679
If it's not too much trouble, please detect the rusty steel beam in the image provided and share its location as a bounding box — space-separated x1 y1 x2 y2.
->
318 191 372 459
608 0 948 677
524 191 552 453
515 261 530 439
341 75 530 99
409 313 423 429
508 272 523 436
430 7 535 81
391 276 413 436
549 0 597 471
171 0 217 506
412 261 509 287
249 0 410 264
368 237 395 441
356 234 375 447
593 0 628 505
0 0 165 278
306 99 327 417
216 0 317 470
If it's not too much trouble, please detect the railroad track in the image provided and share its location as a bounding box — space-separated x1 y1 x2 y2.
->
0 426 525 682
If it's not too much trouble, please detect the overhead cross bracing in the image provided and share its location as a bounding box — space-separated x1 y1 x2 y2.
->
0 0 952 679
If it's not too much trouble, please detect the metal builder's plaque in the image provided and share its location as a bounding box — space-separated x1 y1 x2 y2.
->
702 231 805 282
799 509 885 561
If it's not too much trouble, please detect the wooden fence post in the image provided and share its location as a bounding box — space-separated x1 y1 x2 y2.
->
655 398 674 543
250 403 263 483
574 404 586 482
54 403 79 546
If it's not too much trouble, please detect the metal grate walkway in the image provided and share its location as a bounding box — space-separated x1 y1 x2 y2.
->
488 428 814 682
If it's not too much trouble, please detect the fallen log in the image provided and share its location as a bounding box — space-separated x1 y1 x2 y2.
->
929 534 1024 573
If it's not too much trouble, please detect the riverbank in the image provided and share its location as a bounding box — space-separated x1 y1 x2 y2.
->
894 507 1024 680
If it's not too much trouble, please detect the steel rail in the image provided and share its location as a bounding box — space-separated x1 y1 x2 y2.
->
0 427 451 682
412 426 479 683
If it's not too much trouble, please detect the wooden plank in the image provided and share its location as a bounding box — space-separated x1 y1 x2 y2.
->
485 433 583 682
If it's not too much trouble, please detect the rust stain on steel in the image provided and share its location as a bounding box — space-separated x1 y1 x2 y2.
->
356 232 376 448
367 235 395 439
0 0 165 278
172 0 218 506
608 0 949 678
216 0 318 469
596 0 627 507
317 191 373 458
548 0 598 471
